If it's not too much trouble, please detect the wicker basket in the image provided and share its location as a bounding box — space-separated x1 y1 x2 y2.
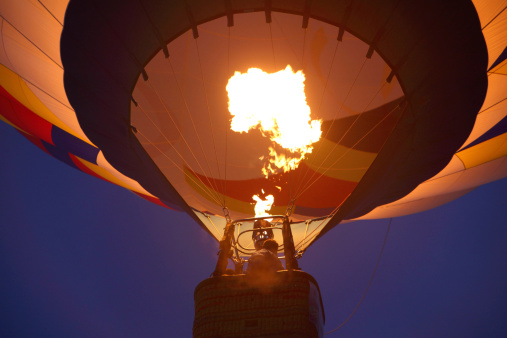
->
193 271 324 337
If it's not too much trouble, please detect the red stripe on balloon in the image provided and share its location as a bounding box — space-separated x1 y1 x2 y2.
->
188 163 357 209
132 192 175 210
68 153 112 184
0 85 53 145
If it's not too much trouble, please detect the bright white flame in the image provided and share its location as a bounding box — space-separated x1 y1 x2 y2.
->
227 65 322 177
252 194 274 218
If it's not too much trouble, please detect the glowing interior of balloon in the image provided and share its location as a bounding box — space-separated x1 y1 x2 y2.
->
227 66 322 178
130 11 406 222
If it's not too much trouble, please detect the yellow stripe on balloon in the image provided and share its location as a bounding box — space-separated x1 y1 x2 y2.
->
0 114 29 134
457 133 507 169
0 64 88 142
304 137 376 182
73 156 155 196
184 167 286 216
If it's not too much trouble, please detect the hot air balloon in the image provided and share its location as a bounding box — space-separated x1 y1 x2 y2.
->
0 0 505 336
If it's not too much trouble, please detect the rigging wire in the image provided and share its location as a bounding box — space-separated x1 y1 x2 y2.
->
291 6 406 204
290 0 453 211
0 61 74 112
0 14 63 69
0 18 75 115
300 24 308 70
271 15 306 70
291 102 401 252
204 214 223 240
290 24 309 202
324 218 393 335
481 4 507 30
302 77 388 183
294 98 406 252
294 101 405 201
479 96 507 115
267 17 290 202
1 14 134 134
140 77 225 206
223 25 231 211
267 17 294 203
92 0 221 206
134 127 225 209
293 56 370 199
37 0 63 26
91 0 224 199
194 37 226 205
293 199 346 252
270 15 309 201
292 37 341 200
268 22 276 70
300 219 311 251
165 58 226 205
294 80 394 201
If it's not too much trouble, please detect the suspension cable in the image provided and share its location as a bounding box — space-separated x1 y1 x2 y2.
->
166 59 223 206
300 219 310 251
20 3 227 208
0 14 63 69
294 201 344 252
293 38 341 198
134 128 224 207
479 96 507 115
194 37 227 205
0 61 73 111
294 99 404 201
204 214 223 240
224 25 231 207
325 218 393 335
142 77 225 205
295 79 388 199
294 99 407 252
268 22 276 69
294 56 369 198
271 15 306 72
481 5 507 30
37 0 63 26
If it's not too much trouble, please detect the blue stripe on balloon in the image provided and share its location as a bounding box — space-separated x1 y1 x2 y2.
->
488 46 507 71
41 140 79 170
51 126 99 164
460 114 507 151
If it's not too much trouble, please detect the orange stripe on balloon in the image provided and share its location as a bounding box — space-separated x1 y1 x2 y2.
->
69 153 112 183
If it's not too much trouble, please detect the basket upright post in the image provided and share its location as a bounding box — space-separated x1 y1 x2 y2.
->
282 217 299 271
212 221 235 277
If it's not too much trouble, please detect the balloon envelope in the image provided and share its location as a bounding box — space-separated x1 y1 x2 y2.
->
0 0 505 254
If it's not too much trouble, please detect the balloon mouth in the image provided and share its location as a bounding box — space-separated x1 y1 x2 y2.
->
130 11 404 221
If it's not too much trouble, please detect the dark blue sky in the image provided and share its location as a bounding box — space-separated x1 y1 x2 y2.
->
1 120 506 337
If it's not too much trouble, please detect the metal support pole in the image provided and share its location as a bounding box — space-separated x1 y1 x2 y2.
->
212 221 235 277
282 217 299 271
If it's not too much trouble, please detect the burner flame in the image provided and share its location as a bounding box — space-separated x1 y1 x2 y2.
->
227 65 322 177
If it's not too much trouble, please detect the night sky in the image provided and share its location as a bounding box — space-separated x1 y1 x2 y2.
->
1 120 506 337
